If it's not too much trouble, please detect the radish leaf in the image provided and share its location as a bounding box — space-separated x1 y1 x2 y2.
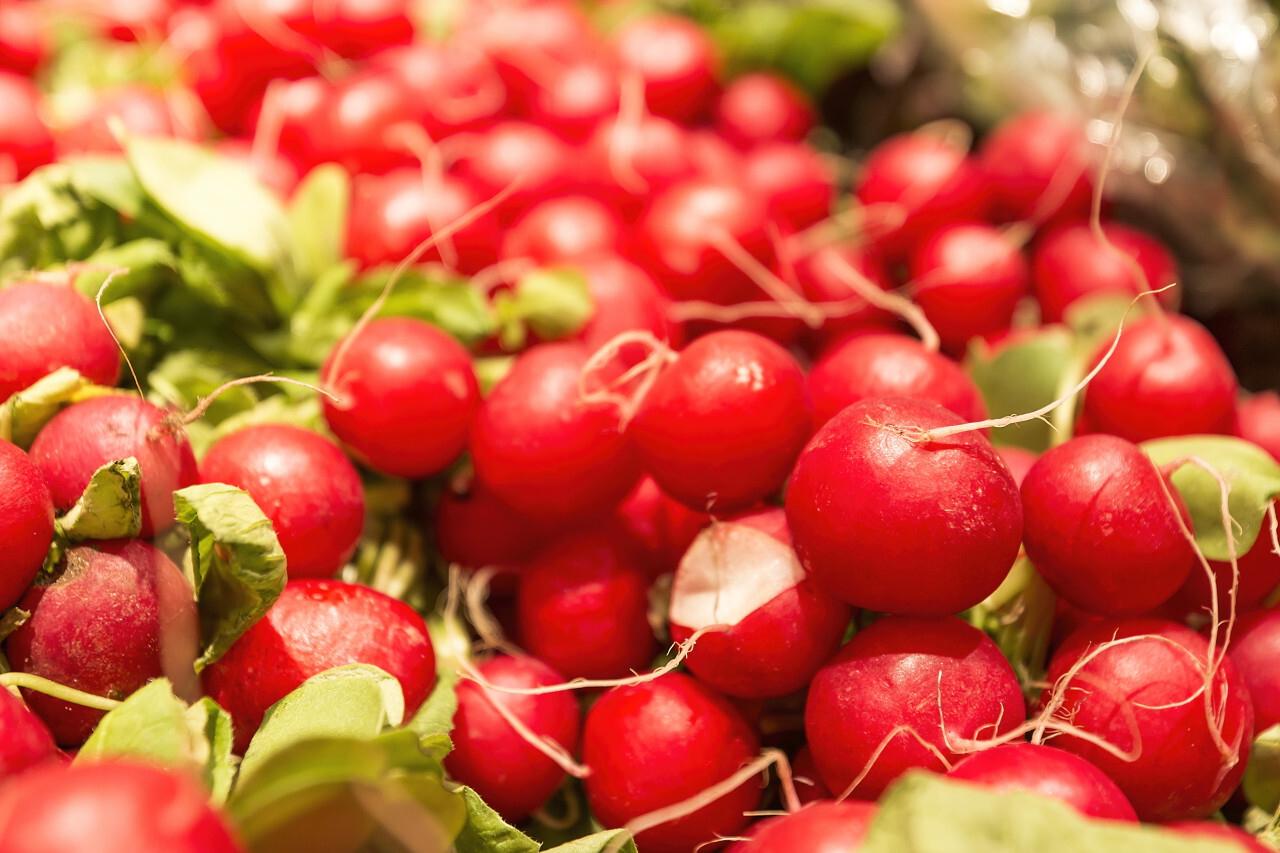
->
965 327 1076 452
60 456 141 542
454 786 541 853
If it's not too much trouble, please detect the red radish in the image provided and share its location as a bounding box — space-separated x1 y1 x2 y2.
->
1019 434 1195 616
805 615 1026 799
668 508 850 699
996 445 1038 488
855 132 987 256
1165 822 1273 853
0 71 52 181
214 138 302 198
806 332 988 430
5 539 200 746
276 0 414 60
612 475 710 579
793 745 832 804
445 653 582 822
266 76 336 171
714 72 815 149
908 220 1029 352
1031 222 1179 324
629 330 812 513
573 253 680 356
369 42 506 141
0 5 49 77
501 195 623 264
583 113 697 217
321 317 481 479
0 759 245 853
1163 533 1280 620
470 342 640 523
523 54 621 142
1079 313 1238 443
515 529 654 681
1040 618 1254 822
433 480 550 585
0 279 122 403
202 578 436 753
451 121 575 223
608 14 720 125
300 68 420 176
582 672 760 853
28 395 199 539
345 168 500 275
686 128 746 181
199 424 364 581
1226 609 1280 732
979 110 1095 225
0 681 59 780
0 440 54 612
1237 391 1280 463
54 84 207 157
466 0 594 101
787 397 1021 615
791 244 899 350
730 800 877 853
742 142 836 230
946 743 1138 821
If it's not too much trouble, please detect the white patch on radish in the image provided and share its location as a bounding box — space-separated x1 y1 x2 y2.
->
670 523 803 629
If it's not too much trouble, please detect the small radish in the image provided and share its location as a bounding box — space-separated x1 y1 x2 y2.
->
432 479 550 586
451 120 575 223
501 195 623 264
730 800 878 853
668 508 850 699
202 578 436 753
612 475 710 579
786 397 1022 615
5 539 201 746
1040 617 1254 822
582 672 760 853
0 70 52 180
1019 434 1196 616
466 0 593 100
369 42 506 140
470 342 640 523
793 745 832 804
608 14 720 125
0 759 245 853
946 742 1138 821
199 424 365 580
515 528 655 681
791 244 898 351
28 395 199 539
321 317 481 479
0 686 59 781
1226 609 1280 733
629 330 812 513
742 141 836 230
714 72 815 149
996 445 1038 488
1237 391 1280 463
301 68 420 176
583 113 697 217
573 253 679 356
522 54 621 142
804 615 1026 799
445 653 582 823
0 5 49 77
978 110 1095 225
806 332 988 430
1079 313 1238 443
0 440 54 612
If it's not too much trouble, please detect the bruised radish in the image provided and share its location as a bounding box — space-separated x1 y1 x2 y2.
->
199 425 364 580
1079 313 1238 443
0 71 53 180
445 653 581 822
582 672 760 853
501 195 623 264
978 110 1095 225
608 14 720 125
202 579 436 753
730 800 878 853
612 475 710 579
321 317 481 479
0 686 59 780
5 539 200 746
1227 609 1280 732
668 508 849 699
515 529 654 681
0 759 245 853
806 332 988 430
28 395 198 538
1040 618 1254 822
1031 222 1179 324
1020 434 1195 616
804 615 1025 799
630 330 812 513
470 342 640 523
0 279 122 402
714 72 815 149
946 743 1138 821
0 440 54 612
787 397 1021 616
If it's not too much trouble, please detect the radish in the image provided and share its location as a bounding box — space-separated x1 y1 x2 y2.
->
629 330 812 513
608 14 720 125
978 110 1095 225
1019 434 1196 616
0 440 52 612
0 686 59 781
1226 609 1280 733
793 745 832 804
54 84 207 157
729 800 878 853
369 42 507 141
1237 391 1280 463
714 72 815 149
996 445 1038 488
804 615 1026 799
583 113 697 218
945 743 1138 821
214 138 302 198
522 54 621 142
199 424 365 580
791 244 899 351
0 70 52 180
1039 617 1254 822
501 195 623 265
1166 538 1280 621
1031 221 1179 324
300 68 420 176
320 316 481 479
5 539 201 746
445 653 582 823
1079 313 1238 443
470 342 640 523
432 479 550 586
465 0 594 102
582 672 760 853
515 528 655 681
0 4 49 77
612 475 710 579
0 759 245 853
806 332 988 431
28 395 199 539
668 508 850 699
573 253 679 357
451 120 575 223
202 578 436 753
742 141 836 230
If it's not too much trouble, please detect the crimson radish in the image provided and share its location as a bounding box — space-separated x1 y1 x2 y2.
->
0 685 59 780
0 439 54 612
608 14 720 125
612 475 710 579
978 110 1095 225
1227 609 1280 733
432 479 549 585
1167 539 1280 621
501 195 623 264
793 745 832 804
714 72 815 148
743 141 836 230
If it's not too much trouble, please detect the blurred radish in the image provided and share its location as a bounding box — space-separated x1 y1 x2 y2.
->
730 800 877 853
452 121 574 223
0 440 53 612
791 244 899 351
609 14 720 125
573 253 679 355
523 54 621 142
714 72 815 148
432 480 549 586
1237 391 1280 463
1165 822 1273 853
979 111 1096 225
743 142 836 230
54 84 207 157
501 195 623 264
583 113 696 217
369 42 507 140
1227 609 1280 732
0 5 49 77
792 745 832 804
946 743 1138 821
0 677 59 781
0 70 51 180
214 138 302 198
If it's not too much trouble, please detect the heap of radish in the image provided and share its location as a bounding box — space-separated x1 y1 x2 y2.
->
1 1 1280 852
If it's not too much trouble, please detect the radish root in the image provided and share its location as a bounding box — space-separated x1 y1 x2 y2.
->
577 330 677 429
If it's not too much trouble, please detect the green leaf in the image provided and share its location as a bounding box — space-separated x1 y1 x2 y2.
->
965 327 1077 452
1142 436 1280 561
404 666 459 763
288 164 350 286
861 772 1242 853
60 457 142 542
1245 723 1280 813
173 483 287 671
191 697 237 803
494 266 594 351
453 786 542 853
547 831 639 853
0 368 116 449
239 664 407 789
339 267 497 349
71 237 179 305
